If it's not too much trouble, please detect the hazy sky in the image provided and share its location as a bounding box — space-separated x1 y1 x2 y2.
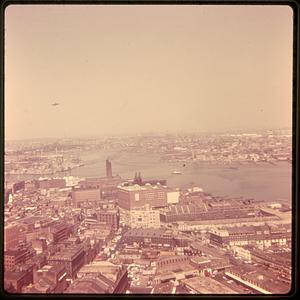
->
5 5 293 140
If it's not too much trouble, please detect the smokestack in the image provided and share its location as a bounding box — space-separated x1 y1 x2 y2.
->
106 159 112 178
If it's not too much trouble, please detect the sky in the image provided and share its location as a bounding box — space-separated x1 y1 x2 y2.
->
5 5 293 140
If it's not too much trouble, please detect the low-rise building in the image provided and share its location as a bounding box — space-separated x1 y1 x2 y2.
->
37 178 66 190
24 264 67 293
225 265 291 294
4 223 24 251
72 187 101 208
65 262 128 294
4 247 36 271
47 245 85 279
4 265 34 293
121 204 161 229
181 276 238 294
50 222 73 244
121 228 190 247
209 224 291 248
96 209 120 231
230 245 252 262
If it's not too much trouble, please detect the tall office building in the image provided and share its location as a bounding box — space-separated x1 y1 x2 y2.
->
106 159 112 178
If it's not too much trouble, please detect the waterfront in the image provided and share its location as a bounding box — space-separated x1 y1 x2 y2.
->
77 151 292 202
6 150 292 203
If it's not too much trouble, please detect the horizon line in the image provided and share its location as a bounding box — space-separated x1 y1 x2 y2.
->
4 126 293 143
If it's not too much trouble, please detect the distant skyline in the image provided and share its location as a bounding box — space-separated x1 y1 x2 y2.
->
5 126 293 143
5 5 293 140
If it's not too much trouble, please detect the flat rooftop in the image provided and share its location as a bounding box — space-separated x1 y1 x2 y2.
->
48 245 84 261
118 184 167 192
124 228 172 238
228 264 291 293
182 276 238 294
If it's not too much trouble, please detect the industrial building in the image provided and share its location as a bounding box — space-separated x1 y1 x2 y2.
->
121 228 190 247
209 224 291 248
71 187 101 208
160 201 276 223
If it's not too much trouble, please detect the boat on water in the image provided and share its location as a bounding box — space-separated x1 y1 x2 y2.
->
172 171 182 175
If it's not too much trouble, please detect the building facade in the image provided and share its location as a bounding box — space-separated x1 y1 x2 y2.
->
47 246 85 279
96 209 120 231
117 184 168 210
4 223 24 251
72 188 101 208
209 224 291 248
120 204 161 229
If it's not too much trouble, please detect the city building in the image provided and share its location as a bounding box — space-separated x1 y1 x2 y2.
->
4 266 34 293
160 202 275 223
12 181 25 194
4 247 36 271
37 178 66 190
65 275 113 293
72 187 101 208
24 180 37 192
77 261 129 293
209 224 291 248
225 265 291 294
77 175 123 201
121 228 190 247
122 204 161 229
153 256 200 284
24 264 68 293
31 239 47 255
181 276 237 294
49 222 73 244
4 223 24 251
47 245 85 279
230 246 252 262
65 271 128 294
96 209 120 231
244 245 291 278
117 184 168 210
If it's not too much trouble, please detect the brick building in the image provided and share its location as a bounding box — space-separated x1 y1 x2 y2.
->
4 223 24 251
50 222 73 244
121 228 190 247
96 209 120 231
37 178 66 189
4 266 34 293
47 245 85 279
25 264 68 293
79 176 123 200
4 247 35 271
72 187 101 208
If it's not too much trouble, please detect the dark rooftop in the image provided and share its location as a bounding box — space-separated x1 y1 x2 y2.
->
65 274 114 294
152 282 175 294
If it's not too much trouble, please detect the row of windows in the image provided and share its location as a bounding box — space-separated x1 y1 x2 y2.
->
5 257 16 262
158 257 187 266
